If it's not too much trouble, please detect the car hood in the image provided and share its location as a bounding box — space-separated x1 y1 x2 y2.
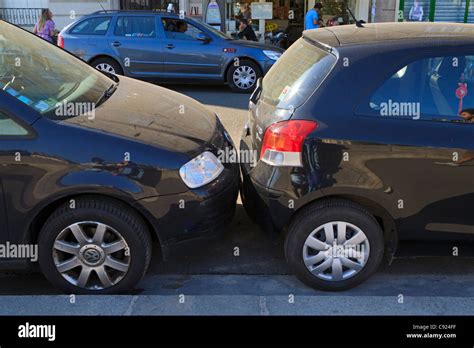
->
232 39 284 52
64 76 224 157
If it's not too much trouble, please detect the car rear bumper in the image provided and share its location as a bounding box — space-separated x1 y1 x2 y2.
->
239 137 294 234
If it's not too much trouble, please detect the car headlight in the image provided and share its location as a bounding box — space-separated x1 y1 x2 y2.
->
263 50 282 60
179 151 224 189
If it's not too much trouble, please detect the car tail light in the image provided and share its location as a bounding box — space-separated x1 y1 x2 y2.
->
58 34 64 48
260 120 317 167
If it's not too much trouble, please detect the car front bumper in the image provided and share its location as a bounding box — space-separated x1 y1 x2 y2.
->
136 160 239 260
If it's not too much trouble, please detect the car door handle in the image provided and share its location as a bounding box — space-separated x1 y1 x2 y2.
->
112 41 121 47
166 44 175 49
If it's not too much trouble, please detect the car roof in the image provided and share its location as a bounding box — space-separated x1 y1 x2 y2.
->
89 10 180 17
304 22 474 48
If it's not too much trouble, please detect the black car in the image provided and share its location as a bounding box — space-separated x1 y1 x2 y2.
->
241 22 474 291
0 21 238 294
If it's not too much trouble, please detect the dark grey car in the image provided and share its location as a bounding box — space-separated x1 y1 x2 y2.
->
59 10 284 92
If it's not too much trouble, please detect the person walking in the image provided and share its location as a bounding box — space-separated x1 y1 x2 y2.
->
33 8 55 43
305 2 323 30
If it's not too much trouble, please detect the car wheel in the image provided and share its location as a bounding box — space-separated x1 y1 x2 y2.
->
91 57 123 75
38 197 152 294
227 59 261 93
285 199 384 291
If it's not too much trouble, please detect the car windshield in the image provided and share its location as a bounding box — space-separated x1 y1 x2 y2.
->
0 21 114 117
195 19 232 40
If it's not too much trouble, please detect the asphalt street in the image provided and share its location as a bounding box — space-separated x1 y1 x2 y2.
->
1 84 474 315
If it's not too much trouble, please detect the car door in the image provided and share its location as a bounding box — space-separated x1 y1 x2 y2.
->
65 16 113 61
0 109 35 245
357 49 474 239
108 15 163 78
0 174 6 244
159 17 223 79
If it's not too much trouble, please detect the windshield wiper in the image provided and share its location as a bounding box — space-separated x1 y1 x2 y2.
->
95 83 118 107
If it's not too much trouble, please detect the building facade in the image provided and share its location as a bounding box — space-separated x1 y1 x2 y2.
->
0 0 472 33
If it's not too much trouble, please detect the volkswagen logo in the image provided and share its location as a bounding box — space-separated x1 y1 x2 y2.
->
79 245 105 266
84 249 101 263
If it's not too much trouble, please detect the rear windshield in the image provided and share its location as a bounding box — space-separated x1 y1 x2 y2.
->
260 38 336 109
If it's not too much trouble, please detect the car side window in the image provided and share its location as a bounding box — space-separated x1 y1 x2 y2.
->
114 16 156 38
70 17 112 35
162 18 204 40
361 54 474 123
0 112 28 136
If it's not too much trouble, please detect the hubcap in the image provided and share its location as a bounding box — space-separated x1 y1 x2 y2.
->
96 63 116 74
302 221 370 281
233 65 257 89
53 222 130 290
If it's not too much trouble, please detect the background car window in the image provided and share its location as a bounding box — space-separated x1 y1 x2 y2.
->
70 17 111 35
364 55 474 123
162 19 204 40
115 16 156 37
0 113 28 136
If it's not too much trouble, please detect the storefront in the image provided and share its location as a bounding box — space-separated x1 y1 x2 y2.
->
120 0 179 12
3 0 473 32
120 0 225 30
348 0 474 24
398 0 473 23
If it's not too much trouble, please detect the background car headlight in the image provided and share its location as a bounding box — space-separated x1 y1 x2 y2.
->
263 50 282 60
179 151 224 189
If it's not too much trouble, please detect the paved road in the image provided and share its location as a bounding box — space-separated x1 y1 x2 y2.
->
1 84 474 315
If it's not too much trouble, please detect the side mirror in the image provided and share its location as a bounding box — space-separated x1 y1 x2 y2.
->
196 33 211 43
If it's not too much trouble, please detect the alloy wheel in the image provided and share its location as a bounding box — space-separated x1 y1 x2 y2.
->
302 221 370 281
52 221 130 290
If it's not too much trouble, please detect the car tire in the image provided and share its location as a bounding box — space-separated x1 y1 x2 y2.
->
227 59 261 93
91 57 124 75
285 199 384 291
38 197 152 294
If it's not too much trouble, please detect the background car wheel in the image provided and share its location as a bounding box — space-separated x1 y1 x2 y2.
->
227 59 261 93
285 199 385 291
91 57 123 75
38 197 152 294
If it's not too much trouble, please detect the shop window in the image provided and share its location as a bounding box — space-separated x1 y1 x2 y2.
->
433 0 468 23
468 2 474 23
400 0 428 22
360 55 474 123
